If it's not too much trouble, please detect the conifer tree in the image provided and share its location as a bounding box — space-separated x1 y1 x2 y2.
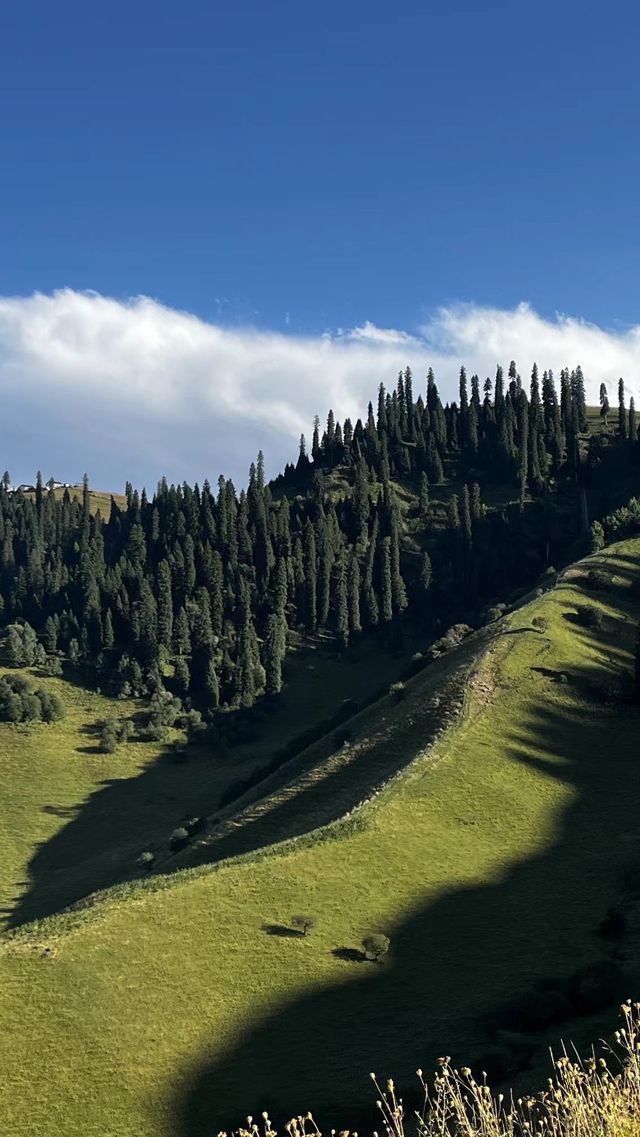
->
362 517 379 627
419 550 432 597
173 607 191 656
174 656 190 697
426 434 444 484
334 557 349 650
517 394 529 509
599 383 610 426
303 520 317 631
619 378 627 439
418 472 430 518
346 550 361 634
204 657 220 707
380 537 393 624
156 559 173 649
264 612 285 695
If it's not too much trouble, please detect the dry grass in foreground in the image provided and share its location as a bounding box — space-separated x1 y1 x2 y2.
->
226 1002 640 1137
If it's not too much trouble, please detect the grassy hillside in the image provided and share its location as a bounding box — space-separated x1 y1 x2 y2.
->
1 537 639 1136
0 633 410 929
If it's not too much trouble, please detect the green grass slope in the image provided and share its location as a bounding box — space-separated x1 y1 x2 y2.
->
1 539 640 1137
0 633 410 929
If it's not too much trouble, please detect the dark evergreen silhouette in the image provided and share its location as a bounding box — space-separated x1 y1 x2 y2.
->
0 362 633 723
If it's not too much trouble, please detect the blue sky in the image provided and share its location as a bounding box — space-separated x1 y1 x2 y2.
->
1 0 639 487
2 0 639 332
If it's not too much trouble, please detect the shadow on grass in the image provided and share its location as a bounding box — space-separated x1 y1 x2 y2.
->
262 924 303 939
331 946 365 963
4 632 423 929
172 555 640 1134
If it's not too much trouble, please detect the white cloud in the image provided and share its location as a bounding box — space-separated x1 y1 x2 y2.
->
0 289 638 491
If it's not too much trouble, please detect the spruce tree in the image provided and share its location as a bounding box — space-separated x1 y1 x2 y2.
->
618 378 627 439
173 607 191 656
629 398 637 445
303 520 317 631
264 612 285 695
599 383 610 427
380 537 393 624
419 550 432 600
156 559 173 649
174 656 191 697
418 472 430 518
334 557 349 650
347 550 361 633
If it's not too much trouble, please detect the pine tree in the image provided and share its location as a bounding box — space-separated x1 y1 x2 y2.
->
418 472 430 518
43 616 58 654
347 550 361 634
238 598 261 708
353 457 370 542
174 656 190 697
204 657 220 707
517 393 529 509
156 559 173 649
173 607 191 656
303 520 317 631
618 378 627 439
572 366 588 432
629 398 637 445
264 612 285 695
389 504 408 613
334 557 349 650
460 485 473 551
419 550 432 597
380 537 393 623
599 383 610 427
362 517 379 627
426 434 444 484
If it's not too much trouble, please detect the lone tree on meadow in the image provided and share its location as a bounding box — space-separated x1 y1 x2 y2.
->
291 914 316 936
363 933 390 962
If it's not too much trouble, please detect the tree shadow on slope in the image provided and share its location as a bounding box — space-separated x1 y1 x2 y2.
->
173 608 640 1135
4 634 431 929
5 736 220 927
166 629 498 875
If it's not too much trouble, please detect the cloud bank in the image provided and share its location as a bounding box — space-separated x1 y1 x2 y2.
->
1 290 638 491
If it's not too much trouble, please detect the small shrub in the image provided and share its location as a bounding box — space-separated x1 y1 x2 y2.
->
574 604 604 630
362 933 390 962
185 816 206 836
7 622 38 667
584 569 609 591
590 520 605 551
531 616 548 632
487 606 505 623
291 915 316 936
143 723 169 743
389 681 406 703
0 674 65 724
169 826 190 852
138 851 155 870
100 719 119 753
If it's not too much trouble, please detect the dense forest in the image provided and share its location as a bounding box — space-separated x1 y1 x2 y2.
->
0 363 638 720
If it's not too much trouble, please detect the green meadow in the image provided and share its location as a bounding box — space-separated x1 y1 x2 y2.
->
1 539 639 1137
